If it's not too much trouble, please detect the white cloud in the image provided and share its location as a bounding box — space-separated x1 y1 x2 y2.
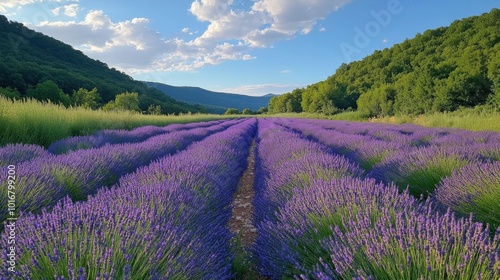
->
189 0 234 22
52 4 79 17
0 0 35 12
222 83 296 96
189 0 351 48
0 0 77 13
251 0 350 34
382 38 388 43
63 4 79 17
27 0 352 73
33 10 175 71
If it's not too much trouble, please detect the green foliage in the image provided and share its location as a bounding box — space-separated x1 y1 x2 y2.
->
224 108 240 115
357 84 396 117
147 104 162 115
269 9 500 117
268 88 302 113
102 101 117 112
242 108 254 115
0 96 229 147
230 234 258 279
72 88 101 109
0 87 20 100
26 80 71 107
103 92 140 112
257 107 268 114
115 92 140 112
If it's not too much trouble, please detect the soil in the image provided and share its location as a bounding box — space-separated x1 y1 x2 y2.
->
229 140 271 279
229 140 258 246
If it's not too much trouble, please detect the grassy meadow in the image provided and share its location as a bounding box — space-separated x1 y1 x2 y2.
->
270 106 500 132
0 96 233 147
369 108 500 132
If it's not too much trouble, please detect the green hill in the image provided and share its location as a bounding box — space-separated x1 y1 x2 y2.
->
269 8 500 117
144 81 274 114
0 15 204 114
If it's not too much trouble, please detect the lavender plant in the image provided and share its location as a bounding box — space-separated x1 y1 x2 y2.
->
0 143 49 166
0 119 242 224
370 146 479 197
309 208 500 280
435 161 500 229
47 120 223 154
0 119 256 279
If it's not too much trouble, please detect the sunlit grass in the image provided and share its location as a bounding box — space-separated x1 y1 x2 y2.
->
0 96 233 147
266 106 500 132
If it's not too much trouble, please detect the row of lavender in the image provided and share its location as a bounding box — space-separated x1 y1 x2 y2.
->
0 119 243 224
47 120 226 154
253 118 500 279
0 119 226 167
1 118 256 279
275 118 500 230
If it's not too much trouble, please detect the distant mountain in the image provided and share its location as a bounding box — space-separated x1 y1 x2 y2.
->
144 81 275 114
0 15 204 114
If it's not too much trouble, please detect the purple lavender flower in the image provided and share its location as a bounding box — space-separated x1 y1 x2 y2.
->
0 118 256 279
0 143 49 166
435 161 500 229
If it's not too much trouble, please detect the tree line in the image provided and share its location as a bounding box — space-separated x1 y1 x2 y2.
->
269 8 500 117
0 81 166 114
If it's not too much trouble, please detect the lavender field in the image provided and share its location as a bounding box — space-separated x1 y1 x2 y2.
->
1 118 500 279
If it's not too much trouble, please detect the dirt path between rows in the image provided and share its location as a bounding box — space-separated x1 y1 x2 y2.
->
229 140 258 244
229 140 270 279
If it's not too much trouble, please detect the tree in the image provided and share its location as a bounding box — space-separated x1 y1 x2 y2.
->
102 101 117 111
147 104 162 115
115 92 140 112
257 107 268 114
26 80 70 106
242 108 254 115
321 100 338 115
0 87 20 100
224 108 240 115
72 87 101 109
357 84 396 117
102 92 140 112
268 88 302 114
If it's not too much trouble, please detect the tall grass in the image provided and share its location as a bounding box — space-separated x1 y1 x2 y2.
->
0 96 232 147
370 106 500 132
268 106 500 132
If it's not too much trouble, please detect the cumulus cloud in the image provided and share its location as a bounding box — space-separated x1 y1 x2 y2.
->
191 0 351 47
32 9 256 73
0 0 77 13
34 10 175 70
222 83 296 96
66 6 79 17
189 0 234 22
27 0 351 73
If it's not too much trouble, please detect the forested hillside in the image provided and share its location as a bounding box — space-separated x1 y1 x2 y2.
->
0 15 204 114
269 8 500 117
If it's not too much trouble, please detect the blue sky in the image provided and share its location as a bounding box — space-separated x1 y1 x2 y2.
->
1 1 498 96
